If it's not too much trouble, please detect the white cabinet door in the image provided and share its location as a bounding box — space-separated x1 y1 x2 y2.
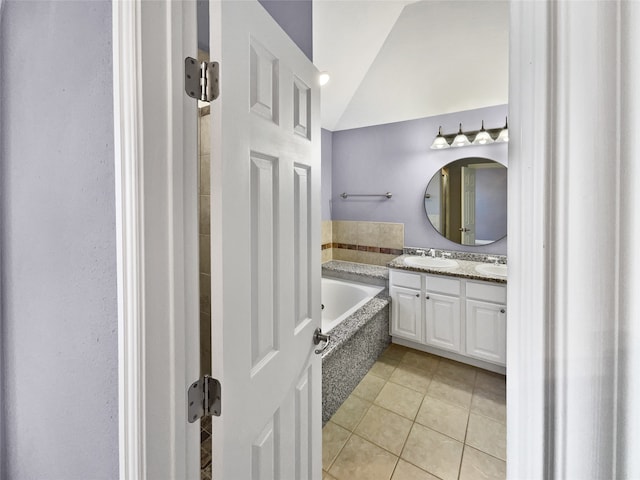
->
466 299 506 365
425 292 461 353
390 286 423 343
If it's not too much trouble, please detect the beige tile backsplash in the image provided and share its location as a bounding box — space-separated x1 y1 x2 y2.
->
322 220 404 267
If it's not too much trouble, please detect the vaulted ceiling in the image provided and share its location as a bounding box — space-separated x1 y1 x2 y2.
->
313 0 509 131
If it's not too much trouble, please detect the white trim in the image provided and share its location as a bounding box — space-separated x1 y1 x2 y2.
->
114 1 199 478
113 1 146 478
509 0 640 477
507 1 551 477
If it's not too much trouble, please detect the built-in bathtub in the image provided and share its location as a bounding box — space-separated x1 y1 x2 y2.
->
322 278 384 333
320 265 391 424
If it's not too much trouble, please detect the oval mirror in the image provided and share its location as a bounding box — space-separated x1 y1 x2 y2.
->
424 158 507 246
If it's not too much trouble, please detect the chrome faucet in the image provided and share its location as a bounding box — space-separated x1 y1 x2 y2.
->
429 248 436 258
487 256 500 265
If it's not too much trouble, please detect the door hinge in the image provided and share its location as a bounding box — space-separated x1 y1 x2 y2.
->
184 57 220 102
188 375 221 423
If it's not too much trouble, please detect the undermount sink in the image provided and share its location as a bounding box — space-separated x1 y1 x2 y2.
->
475 263 508 277
404 256 459 269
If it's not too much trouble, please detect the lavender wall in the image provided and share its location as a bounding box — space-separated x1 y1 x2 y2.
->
0 1 118 478
322 129 333 220
198 0 313 61
331 105 508 254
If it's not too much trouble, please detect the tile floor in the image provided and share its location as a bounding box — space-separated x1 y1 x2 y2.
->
322 343 506 480
201 416 212 480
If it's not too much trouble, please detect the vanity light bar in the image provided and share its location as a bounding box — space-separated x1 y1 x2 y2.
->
430 117 509 149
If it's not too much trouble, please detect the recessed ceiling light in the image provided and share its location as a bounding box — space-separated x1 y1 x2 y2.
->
319 72 330 86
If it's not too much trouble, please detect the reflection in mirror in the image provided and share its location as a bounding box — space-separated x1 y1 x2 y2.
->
424 158 507 246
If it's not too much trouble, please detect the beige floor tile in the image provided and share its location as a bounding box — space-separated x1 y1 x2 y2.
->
436 359 478 386
323 471 338 480
471 387 506 424
381 344 410 362
415 396 470 442
322 421 351 471
329 435 398 480
331 395 371 431
401 424 463 480
466 413 506 461
389 364 432 393
391 460 439 480
427 375 474 409
400 351 440 373
374 382 424 420
352 373 387 402
369 356 400 380
459 446 506 480
475 370 506 395
355 405 413 455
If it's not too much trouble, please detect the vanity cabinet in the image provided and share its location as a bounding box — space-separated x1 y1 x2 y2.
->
389 269 507 369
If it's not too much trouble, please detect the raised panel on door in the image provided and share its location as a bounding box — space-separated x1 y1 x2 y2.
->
390 286 422 343
466 299 506 365
425 292 461 352
209 2 321 478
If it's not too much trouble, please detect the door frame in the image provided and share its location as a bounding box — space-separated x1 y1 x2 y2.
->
113 0 640 478
112 1 200 478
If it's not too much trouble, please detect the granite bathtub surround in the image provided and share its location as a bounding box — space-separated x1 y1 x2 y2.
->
322 260 388 287
328 220 405 266
321 273 391 424
388 254 508 284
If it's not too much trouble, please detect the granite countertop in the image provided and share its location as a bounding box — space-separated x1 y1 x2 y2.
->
387 254 507 284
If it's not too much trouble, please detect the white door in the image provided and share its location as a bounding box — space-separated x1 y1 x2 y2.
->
208 2 322 479
425 293 461 352
466 299 506 365
461 166 476 245
390 286 423 343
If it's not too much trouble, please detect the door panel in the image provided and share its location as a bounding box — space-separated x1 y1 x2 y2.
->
425 293 461 352
209 1 321 478
466 299 506 364
390 286 423 342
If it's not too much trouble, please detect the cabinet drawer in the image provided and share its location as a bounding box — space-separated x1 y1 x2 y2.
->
426 275 460 296
390 270 422 290
466 281 506 304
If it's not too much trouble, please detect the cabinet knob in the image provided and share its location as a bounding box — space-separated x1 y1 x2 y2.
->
500 308 505 314
426 295 430 300
415 293 420 298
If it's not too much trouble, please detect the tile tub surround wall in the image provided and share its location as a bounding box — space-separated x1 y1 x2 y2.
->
321 220 333 263
329 104 508 255
330 220 404 266
199 107 212 377
322 289 391 424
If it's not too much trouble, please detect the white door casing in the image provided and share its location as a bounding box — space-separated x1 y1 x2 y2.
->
208 2 321 479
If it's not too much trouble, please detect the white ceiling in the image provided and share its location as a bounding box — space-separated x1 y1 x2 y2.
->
313 0 509 132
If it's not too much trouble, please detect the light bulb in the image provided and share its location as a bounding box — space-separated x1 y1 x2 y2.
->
452 123 470 147
430 126 450 149
472 120 494 145
495 117 509 143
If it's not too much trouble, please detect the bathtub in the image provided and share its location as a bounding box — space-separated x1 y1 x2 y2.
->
321 278 384 333
320 275 390 424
